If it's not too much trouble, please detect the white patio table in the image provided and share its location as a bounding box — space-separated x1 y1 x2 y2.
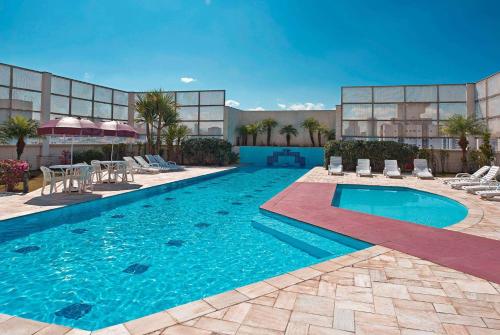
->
49 163 89 192
98 160 126 183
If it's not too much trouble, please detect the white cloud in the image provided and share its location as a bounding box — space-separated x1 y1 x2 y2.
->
276 102 326 111
180 77 196 83
225 99 240 108
249 107 265 111
83 72 94 82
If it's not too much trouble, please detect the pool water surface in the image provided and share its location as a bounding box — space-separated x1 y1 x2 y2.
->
332 184 468 228
0 167 368 330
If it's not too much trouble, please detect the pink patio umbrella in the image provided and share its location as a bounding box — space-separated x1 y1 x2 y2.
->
38 117 102 164
96 121 138 161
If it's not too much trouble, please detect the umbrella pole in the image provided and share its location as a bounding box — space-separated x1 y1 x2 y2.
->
70 138 74 165
111 140 114 161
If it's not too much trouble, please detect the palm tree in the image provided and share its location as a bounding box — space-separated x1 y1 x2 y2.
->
0 115 38 159
163 124 190 159
246 122 263 146
301 117 320 147
135 93 156 154
316 124 330 147
261 118 278 146
236 125 249 146
135 90 178 154
441 115 484 171
280 125 298 147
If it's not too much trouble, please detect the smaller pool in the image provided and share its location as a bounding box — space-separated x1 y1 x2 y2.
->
332 184 468 228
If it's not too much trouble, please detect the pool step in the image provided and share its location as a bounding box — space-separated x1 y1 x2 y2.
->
251 213 365 259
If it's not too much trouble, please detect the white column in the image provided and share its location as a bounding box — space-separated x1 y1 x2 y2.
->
39 72 52 167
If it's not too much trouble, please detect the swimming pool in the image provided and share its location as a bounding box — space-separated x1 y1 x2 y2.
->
0 167 369 330
332 184 468 228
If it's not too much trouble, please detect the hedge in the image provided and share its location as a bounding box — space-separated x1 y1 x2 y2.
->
324 140 419 172
182 138 238 166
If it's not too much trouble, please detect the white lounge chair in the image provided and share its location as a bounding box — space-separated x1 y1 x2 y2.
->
40 166 67 195
413 159 433 179
442 166 490 184
463 181 500 194
123 157 160 174
477 186 500 199
328 156 343 175
134 156 170 172
383 160 402 178
450 166 499 189
356 159 372 177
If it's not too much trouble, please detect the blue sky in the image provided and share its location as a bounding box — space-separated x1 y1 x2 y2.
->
1 0 499 110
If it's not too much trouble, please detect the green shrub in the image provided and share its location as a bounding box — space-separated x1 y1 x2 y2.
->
73 149 105 164
324 140 419 172
181 138 238 166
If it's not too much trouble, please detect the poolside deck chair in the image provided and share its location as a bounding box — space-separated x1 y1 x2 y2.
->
356 159 372 177
383 160 402 178
463 181 500 194
154 155 184 170
328 156 343 175
146 154 184 171
450 166 499 189
123 157 160 174
134 156 170 172
442 166 490 184
477 186 500 199
413 159 433 179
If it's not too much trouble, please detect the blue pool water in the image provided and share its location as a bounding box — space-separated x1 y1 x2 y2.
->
0 167 369 330
332 184 468 228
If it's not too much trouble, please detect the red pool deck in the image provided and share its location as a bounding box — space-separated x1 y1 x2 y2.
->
261 182 500 284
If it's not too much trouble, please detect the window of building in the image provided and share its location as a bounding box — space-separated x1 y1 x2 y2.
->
342 87 372 103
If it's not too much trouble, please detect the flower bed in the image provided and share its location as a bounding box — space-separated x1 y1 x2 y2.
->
0 159 29 192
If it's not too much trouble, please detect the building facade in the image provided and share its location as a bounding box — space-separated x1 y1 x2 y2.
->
340 72 500 151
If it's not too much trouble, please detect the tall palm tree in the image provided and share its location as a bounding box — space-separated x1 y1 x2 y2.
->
246 122 262 146
135 93 156 154
301 117 320 147
280 125 298 147
0 115 38 159
441 115 484 171
150 90 178 154
261 118 278 146
236 125 249 146
316 124 330 147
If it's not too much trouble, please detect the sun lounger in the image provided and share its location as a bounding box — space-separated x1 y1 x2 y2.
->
356 159 372 177
383 160 402 178
413 159 433 179
442 166 490 184
146 154 184 171
328 156 343 175
450 166 499 189
134 156 171 172
123 156 160 174
477 187 500 199
463 182 500 194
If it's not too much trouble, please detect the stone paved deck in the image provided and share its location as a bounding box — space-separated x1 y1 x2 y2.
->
1 167 500 335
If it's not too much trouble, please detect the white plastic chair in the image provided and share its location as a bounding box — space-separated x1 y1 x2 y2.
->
113 161 129 183
356 159 372 177
413 159 433 179
442 166 490 184
70 165 93 193
90 160 107 184
383 160 401 178
328 156 343 175
40 166 66 195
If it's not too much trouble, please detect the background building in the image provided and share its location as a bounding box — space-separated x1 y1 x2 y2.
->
340 72 500 151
